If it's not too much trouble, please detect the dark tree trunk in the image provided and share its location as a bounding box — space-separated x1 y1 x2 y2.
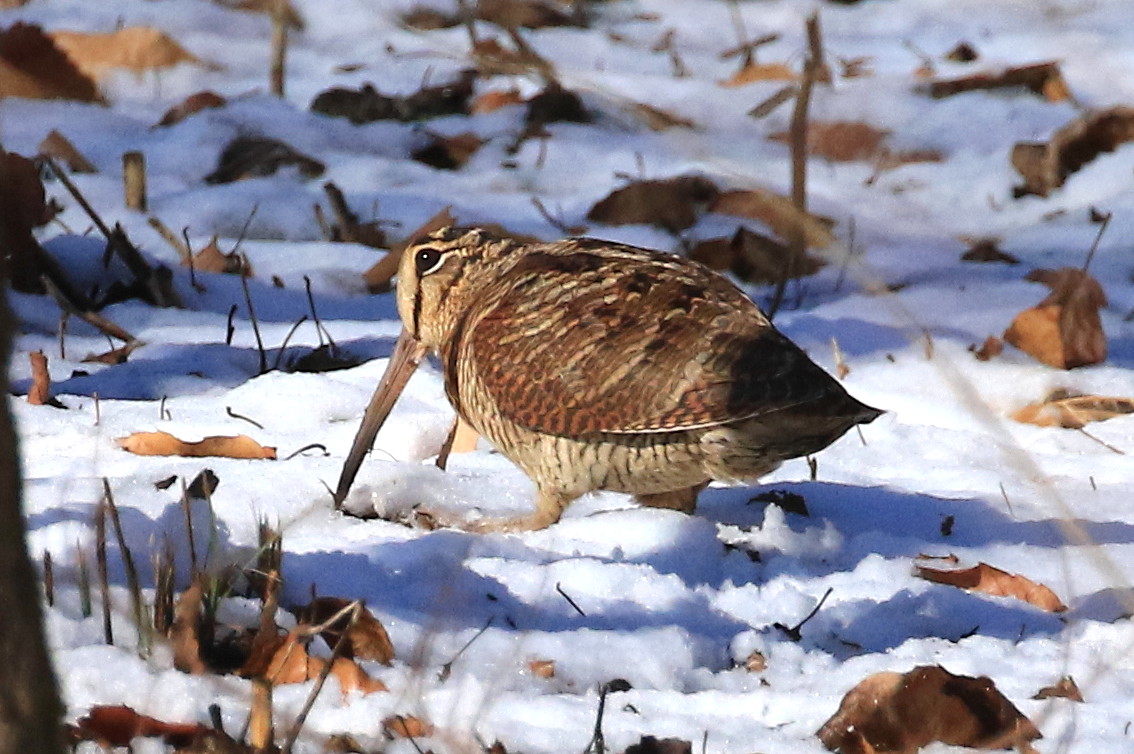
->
0 287 67 752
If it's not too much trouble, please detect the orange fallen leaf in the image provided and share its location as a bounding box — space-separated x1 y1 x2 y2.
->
1033 676 1083 702
914 560 1066 612
1003 267 1106 369
170 581 207 674
587 176 718 233
770 120 889 162
50 27 204 82
155 90 226 127
1012 389 1134 429
929 61 1069 102
818 665 1041 754
0 23 101 103
116 431 277 459
411 131 483 170
73 705 212 748
710 189 835 248
529 659 555 678
720 61 796 87
972 335 1003 362
1011 106 1134 198
189 236 250 275
27 350 52 405
296 596 395 665
37 129 96 172
241 629 386 694
472 88 524 114
383 715 434 738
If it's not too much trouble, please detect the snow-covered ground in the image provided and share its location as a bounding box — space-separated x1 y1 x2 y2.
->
5 0 1134 751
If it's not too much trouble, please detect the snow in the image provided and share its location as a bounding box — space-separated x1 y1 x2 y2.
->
5 0 1134 751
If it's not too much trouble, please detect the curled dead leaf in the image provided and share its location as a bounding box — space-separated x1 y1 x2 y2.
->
818 665 1041 754
710 189 836 249
27 350 54 406
170 582 207 674
587 176 717 233
960 238 1017 264
472 88 524 114
50 27 204 82
528 659 555 678
72 705 213 748
155 90 226 127
1012 389 1134 429
383 715 434 739
1003 267 1106 369
296 596 395 665
914 559 1067 612
0 23 101 102
770 120 888 162
116 431 277 459
972 335 1003 362
190 236 250 275
1033 676 1083 702
411 131 484 170
204 135 324 184
37 130 96 172
929 61 1069 101
720 61 797 87
1012 106 1134 198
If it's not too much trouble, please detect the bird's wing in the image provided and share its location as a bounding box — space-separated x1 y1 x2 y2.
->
461 241 841 438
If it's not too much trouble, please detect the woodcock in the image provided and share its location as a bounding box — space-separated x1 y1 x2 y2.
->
333 226 882 531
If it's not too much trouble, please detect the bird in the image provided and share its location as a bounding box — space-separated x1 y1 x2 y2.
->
334 226 882 531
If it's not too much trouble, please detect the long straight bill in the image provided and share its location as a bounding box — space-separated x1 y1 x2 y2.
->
333 328 428 508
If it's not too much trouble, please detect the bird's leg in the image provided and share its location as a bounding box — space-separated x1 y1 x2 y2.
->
634 481 708 514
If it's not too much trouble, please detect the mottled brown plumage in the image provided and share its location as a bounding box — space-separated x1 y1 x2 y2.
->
334 226 881 531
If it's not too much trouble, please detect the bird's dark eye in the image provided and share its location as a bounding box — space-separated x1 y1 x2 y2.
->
415 247 444 275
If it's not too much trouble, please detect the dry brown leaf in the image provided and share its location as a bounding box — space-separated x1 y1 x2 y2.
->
37 130 96 172
625 736 692 754
528 659 555 678
411 131 484 170
690 227 824 284
818 665 1041 754
217 0 305 29
972 335 1003 362
710 189 836 249
626 101 697 131
27 350 52 405
170 582 207 674
242 625 387 695
1011 106 1134 198
586 176 718 233
720 61 797 87
155 90 226 127
363 206 455 293
116 431 277 459
50 27 203 82
1003 267 1107 369
190 236 250 275
929 61 1069 101
914 560 1067 612
477 0 577 29
296 597 395 665
383 715 434 739
205 135 325 184
0 23 101 102
960 237 1017 264
770 121 889 162
81 341 139 365
744 651 767 672
72 705 212 748
1012 389 1134 429
472 88 524 113
1033 676 1084 702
